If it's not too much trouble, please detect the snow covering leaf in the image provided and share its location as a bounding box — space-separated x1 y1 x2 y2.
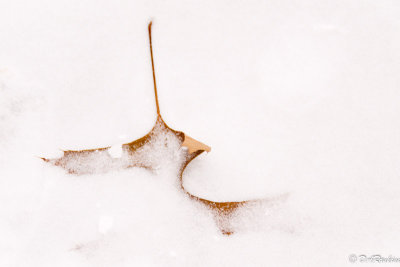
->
42 21 277 235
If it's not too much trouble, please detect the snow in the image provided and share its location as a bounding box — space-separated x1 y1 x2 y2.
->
108 145 123 159
1 0 400 266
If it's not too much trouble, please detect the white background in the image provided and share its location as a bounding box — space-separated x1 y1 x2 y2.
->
1 0 400 266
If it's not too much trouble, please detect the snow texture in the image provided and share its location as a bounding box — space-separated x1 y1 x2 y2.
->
1 0 400 266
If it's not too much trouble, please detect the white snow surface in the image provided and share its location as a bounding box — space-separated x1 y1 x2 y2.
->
1 0 400 266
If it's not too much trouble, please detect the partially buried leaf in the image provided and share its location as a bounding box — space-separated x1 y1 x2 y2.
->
42 21 284 235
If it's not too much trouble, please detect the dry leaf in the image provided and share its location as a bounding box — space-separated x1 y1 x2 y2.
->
42 22 280 235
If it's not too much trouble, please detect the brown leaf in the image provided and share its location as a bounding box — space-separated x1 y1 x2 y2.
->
42 21 280 235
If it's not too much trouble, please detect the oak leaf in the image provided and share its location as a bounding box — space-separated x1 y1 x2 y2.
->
43 21 283 235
